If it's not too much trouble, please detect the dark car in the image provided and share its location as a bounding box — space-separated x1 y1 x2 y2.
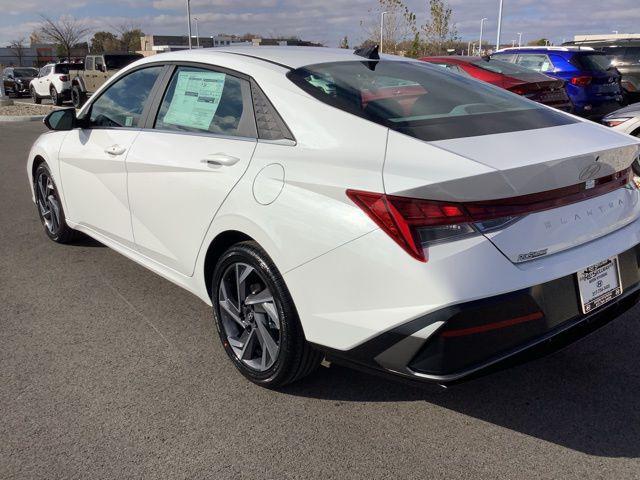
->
564 39 640 104
420 56 572 112
2 67 38 97
492 47 623 120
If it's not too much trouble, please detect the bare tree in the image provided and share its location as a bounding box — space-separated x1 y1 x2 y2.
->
360 0 416 54
9 38 27 66
39 15 91 61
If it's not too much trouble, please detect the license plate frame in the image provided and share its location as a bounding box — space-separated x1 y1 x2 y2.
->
576 256 623 314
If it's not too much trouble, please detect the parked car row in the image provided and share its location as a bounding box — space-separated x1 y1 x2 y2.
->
1 52 143 107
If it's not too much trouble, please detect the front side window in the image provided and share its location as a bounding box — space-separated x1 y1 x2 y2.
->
85 57 94 71
154 66 255 137
288 60 575 141
88 66 162 128
95 56 104 71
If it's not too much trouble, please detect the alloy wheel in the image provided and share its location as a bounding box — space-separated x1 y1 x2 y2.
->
35 171 61 235
218 262 281 371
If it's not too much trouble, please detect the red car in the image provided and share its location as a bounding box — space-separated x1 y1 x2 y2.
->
420 56 573 112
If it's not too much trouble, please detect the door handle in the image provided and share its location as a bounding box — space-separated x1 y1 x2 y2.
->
105 144 126 156
201 153 240 167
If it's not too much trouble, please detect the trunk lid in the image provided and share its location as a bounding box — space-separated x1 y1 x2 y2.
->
383 121 640 262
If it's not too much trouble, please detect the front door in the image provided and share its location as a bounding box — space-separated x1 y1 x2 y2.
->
58 65 164 248
126 65 258 275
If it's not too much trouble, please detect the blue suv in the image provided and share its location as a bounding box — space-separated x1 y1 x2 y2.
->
492 47 623 119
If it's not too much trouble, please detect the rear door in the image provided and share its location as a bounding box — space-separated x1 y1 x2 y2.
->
125 64 257 275
58 65 165 248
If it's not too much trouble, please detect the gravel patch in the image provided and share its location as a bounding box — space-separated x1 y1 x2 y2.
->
0 103 60 117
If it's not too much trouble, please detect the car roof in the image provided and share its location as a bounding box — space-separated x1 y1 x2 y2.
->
152 46 416 70
494 46 602 57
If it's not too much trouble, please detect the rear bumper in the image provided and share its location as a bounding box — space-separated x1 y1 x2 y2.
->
574 99 623 120
318 244 640 385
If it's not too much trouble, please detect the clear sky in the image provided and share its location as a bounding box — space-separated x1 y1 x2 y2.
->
1 0 639 47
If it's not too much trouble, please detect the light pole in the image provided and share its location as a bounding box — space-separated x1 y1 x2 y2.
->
186 0 192 49
467 40 472 56
479 17 487 55
194 17 200 48
380 11 387 53
495 0 503 50
517 32 523 47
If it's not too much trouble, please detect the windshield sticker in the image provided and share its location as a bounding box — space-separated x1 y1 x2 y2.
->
162 71 226 130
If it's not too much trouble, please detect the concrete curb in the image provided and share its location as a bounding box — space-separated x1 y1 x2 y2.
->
0 115 45 122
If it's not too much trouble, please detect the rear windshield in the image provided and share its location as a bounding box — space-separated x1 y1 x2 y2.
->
571 53 613 71
287 60 575 141
53 64 70 74
607 47 640 64
13 68 37 78
104 54 143 70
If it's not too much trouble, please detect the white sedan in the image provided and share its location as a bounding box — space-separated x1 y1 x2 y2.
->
28 47 640 387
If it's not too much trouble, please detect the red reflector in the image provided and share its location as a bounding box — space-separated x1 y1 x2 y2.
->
59 75 69 81
440 312 544 338
570 75 592 86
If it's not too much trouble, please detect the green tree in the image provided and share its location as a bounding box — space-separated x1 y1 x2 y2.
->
528 38 550 46
422 0 458 55
120 28 144 52
90 31 119 53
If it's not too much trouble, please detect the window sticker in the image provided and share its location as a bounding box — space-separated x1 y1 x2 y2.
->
162 71 227 130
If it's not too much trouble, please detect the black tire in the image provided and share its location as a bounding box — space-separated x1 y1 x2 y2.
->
212 241 322 387
30 86 41 104
71 85 86 108
50 86 62 106
33 163 78 243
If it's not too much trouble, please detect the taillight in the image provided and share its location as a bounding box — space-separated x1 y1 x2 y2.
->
570 75 592 86
59 75 69 81
347 168 632 262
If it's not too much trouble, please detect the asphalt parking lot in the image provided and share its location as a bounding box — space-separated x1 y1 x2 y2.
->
2 121 640 479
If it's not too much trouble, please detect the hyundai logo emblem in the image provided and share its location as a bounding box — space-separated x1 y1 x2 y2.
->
579 163 602 181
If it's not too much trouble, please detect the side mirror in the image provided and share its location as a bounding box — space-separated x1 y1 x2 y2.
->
99 64 107 73
7 74 13 79
43 108 77 131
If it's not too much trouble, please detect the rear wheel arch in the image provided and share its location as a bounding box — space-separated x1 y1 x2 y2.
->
203 230 254 299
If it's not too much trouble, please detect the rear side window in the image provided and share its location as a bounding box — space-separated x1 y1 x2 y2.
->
155 66 256 138
571 53 613 71
89 66 162 128
287 60 575 141
515 54 553 72
85 57 94 71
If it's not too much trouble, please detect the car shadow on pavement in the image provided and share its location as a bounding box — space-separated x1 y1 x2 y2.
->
283 310 640 458
66 232 105 248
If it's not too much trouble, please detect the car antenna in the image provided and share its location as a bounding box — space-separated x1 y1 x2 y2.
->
354 44 380 60
354 44 380 70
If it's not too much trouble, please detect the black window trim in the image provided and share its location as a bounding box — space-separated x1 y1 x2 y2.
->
77 59 297 144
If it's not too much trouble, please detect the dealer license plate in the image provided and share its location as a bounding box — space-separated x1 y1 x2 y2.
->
577 257 623 314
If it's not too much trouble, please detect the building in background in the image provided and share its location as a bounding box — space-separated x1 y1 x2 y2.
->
138 34 323 56
138 35 249 56
573 33 640 42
